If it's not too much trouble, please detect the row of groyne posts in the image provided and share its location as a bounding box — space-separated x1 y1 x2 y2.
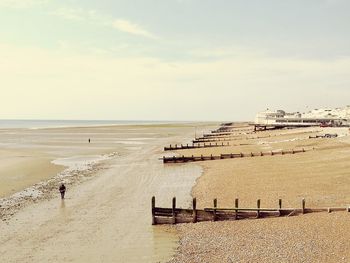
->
152 197 350 225
162 123 310 163
157 124 316 225
162 148 307 163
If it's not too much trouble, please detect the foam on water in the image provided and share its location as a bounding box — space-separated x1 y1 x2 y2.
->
0 152 118 211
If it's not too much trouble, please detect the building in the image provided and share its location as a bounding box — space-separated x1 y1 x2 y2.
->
254 106 350 130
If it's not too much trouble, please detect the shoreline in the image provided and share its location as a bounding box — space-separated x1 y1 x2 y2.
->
0 152 118 221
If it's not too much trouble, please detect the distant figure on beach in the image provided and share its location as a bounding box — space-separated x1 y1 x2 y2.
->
88 138 91 143
59 183 66 199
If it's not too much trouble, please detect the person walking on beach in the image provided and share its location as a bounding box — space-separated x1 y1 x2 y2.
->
88 138 91 143
59 183 66 199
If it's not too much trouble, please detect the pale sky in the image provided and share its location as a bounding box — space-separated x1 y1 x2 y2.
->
1 0 349 121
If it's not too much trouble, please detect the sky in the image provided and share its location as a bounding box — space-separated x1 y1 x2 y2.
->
0 0 350 121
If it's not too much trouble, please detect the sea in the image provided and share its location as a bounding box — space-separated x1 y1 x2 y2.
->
0 119 185 129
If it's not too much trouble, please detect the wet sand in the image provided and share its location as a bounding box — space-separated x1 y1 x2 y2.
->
169 126 350 262
0 123 216 262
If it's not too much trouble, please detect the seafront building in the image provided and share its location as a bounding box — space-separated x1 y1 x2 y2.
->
254 106 350 130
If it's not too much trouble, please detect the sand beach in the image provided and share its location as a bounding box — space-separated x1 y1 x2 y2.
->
1 122 350 262
0 122 215 262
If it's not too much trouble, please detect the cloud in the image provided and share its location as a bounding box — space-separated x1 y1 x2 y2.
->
51 7 158 39
0 0 49 8
51 8 86 21
1 43 350 120
112 19 158 39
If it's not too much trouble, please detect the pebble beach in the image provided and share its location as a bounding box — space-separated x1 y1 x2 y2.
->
168 125 350 262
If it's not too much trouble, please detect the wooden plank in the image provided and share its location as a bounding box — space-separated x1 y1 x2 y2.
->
192 198 197 223
152 196 156 225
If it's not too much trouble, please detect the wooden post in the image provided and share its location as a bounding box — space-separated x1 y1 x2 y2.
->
279 199 282 209
235 198 239 220
152 196 156 225
192 198 197 223
302 198 305 214
172 197 176 224
213 198 217 221
257 199 261 218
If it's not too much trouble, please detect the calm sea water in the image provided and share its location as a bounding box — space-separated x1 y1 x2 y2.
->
0 120 182 129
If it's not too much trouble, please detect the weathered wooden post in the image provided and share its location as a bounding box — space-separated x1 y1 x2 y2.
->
235 198 239 220
257 199 261 218
213 198 217 221
302 198 305 214
192 198 197 223
172 197 176 224
279 199 282 209
152 196 156 225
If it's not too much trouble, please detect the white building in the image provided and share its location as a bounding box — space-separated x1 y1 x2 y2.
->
255 106 350 128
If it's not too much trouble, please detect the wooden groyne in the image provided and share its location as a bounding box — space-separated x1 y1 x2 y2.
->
193 138 235 143
152 197 350 225
203 133 241 138
164 142 230 151
161 148 306 163
193 134 276 143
